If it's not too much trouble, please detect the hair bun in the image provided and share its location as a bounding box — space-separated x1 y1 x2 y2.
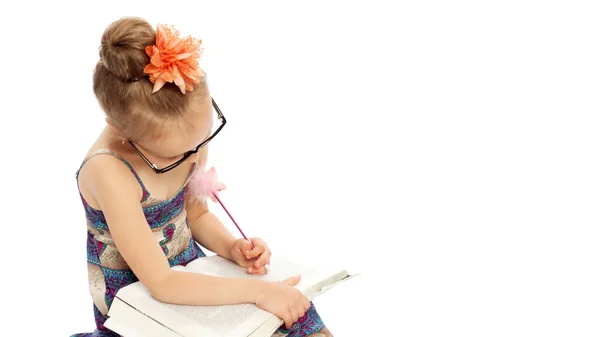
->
99 17 155 81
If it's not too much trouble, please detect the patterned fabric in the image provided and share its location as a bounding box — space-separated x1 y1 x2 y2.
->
275 303 325 337
71 150 328 337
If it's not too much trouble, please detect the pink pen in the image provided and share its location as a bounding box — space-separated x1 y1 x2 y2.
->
188 166 254 249
211 191 254 249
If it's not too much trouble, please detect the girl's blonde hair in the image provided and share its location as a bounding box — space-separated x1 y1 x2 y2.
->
93 17 208 141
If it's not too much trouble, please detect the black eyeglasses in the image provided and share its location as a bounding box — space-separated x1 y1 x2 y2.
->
129 97 226 174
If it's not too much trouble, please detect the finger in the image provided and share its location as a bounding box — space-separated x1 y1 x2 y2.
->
294 306 305 324
245 262 262 274
246 243 265 259
283 275 301 286
255 248 271 268
249 237 265 247
249 266 268 275
302 296 310 311
233 240 249 256
283 311 293 329
249 237 267 250
238 259 257 272
243 256 255 267
291 309 302 326
240 249 254 262
239 239 253 253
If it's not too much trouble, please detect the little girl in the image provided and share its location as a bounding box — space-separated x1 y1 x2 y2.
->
71 17 332 337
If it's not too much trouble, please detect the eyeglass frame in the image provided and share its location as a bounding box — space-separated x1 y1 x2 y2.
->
128 97 226 174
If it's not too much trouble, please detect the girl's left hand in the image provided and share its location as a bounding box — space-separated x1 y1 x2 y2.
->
230 237 271 275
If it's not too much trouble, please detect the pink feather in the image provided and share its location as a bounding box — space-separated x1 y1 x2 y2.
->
187 166 226 203
187 166 254 249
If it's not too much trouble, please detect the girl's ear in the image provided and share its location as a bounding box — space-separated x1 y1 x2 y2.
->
106 119 126 140
105 118 116 128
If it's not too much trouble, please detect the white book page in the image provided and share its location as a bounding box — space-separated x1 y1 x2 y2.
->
184 255 345 295
247 315 285 337
185 255 313 281
115 256 350 337
160 302 271 337
104 317 145 337
106 298 182 337
117 281 270 337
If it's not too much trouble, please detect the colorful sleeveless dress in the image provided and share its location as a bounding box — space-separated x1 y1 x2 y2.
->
71 150 326 337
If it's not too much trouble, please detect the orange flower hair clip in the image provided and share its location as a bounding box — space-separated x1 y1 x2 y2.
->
143 24 204 94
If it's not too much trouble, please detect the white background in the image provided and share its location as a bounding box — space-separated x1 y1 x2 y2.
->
1 0 599 336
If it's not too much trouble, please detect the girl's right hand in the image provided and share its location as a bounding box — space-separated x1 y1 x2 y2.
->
255 275 311 329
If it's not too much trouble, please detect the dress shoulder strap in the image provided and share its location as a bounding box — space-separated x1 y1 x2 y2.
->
76 149 150 202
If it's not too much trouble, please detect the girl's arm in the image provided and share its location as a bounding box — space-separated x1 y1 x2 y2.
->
185 196 237 260
185 146 237 260
185 144 271 274
78 155 260 305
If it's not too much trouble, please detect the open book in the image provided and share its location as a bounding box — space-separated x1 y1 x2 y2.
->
104 255 354 337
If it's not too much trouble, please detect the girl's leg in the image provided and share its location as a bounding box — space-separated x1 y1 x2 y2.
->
306 326 333 337
271 302 333 337
272 326 333 337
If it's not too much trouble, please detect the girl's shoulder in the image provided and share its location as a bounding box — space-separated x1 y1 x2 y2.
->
77 146 146 210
